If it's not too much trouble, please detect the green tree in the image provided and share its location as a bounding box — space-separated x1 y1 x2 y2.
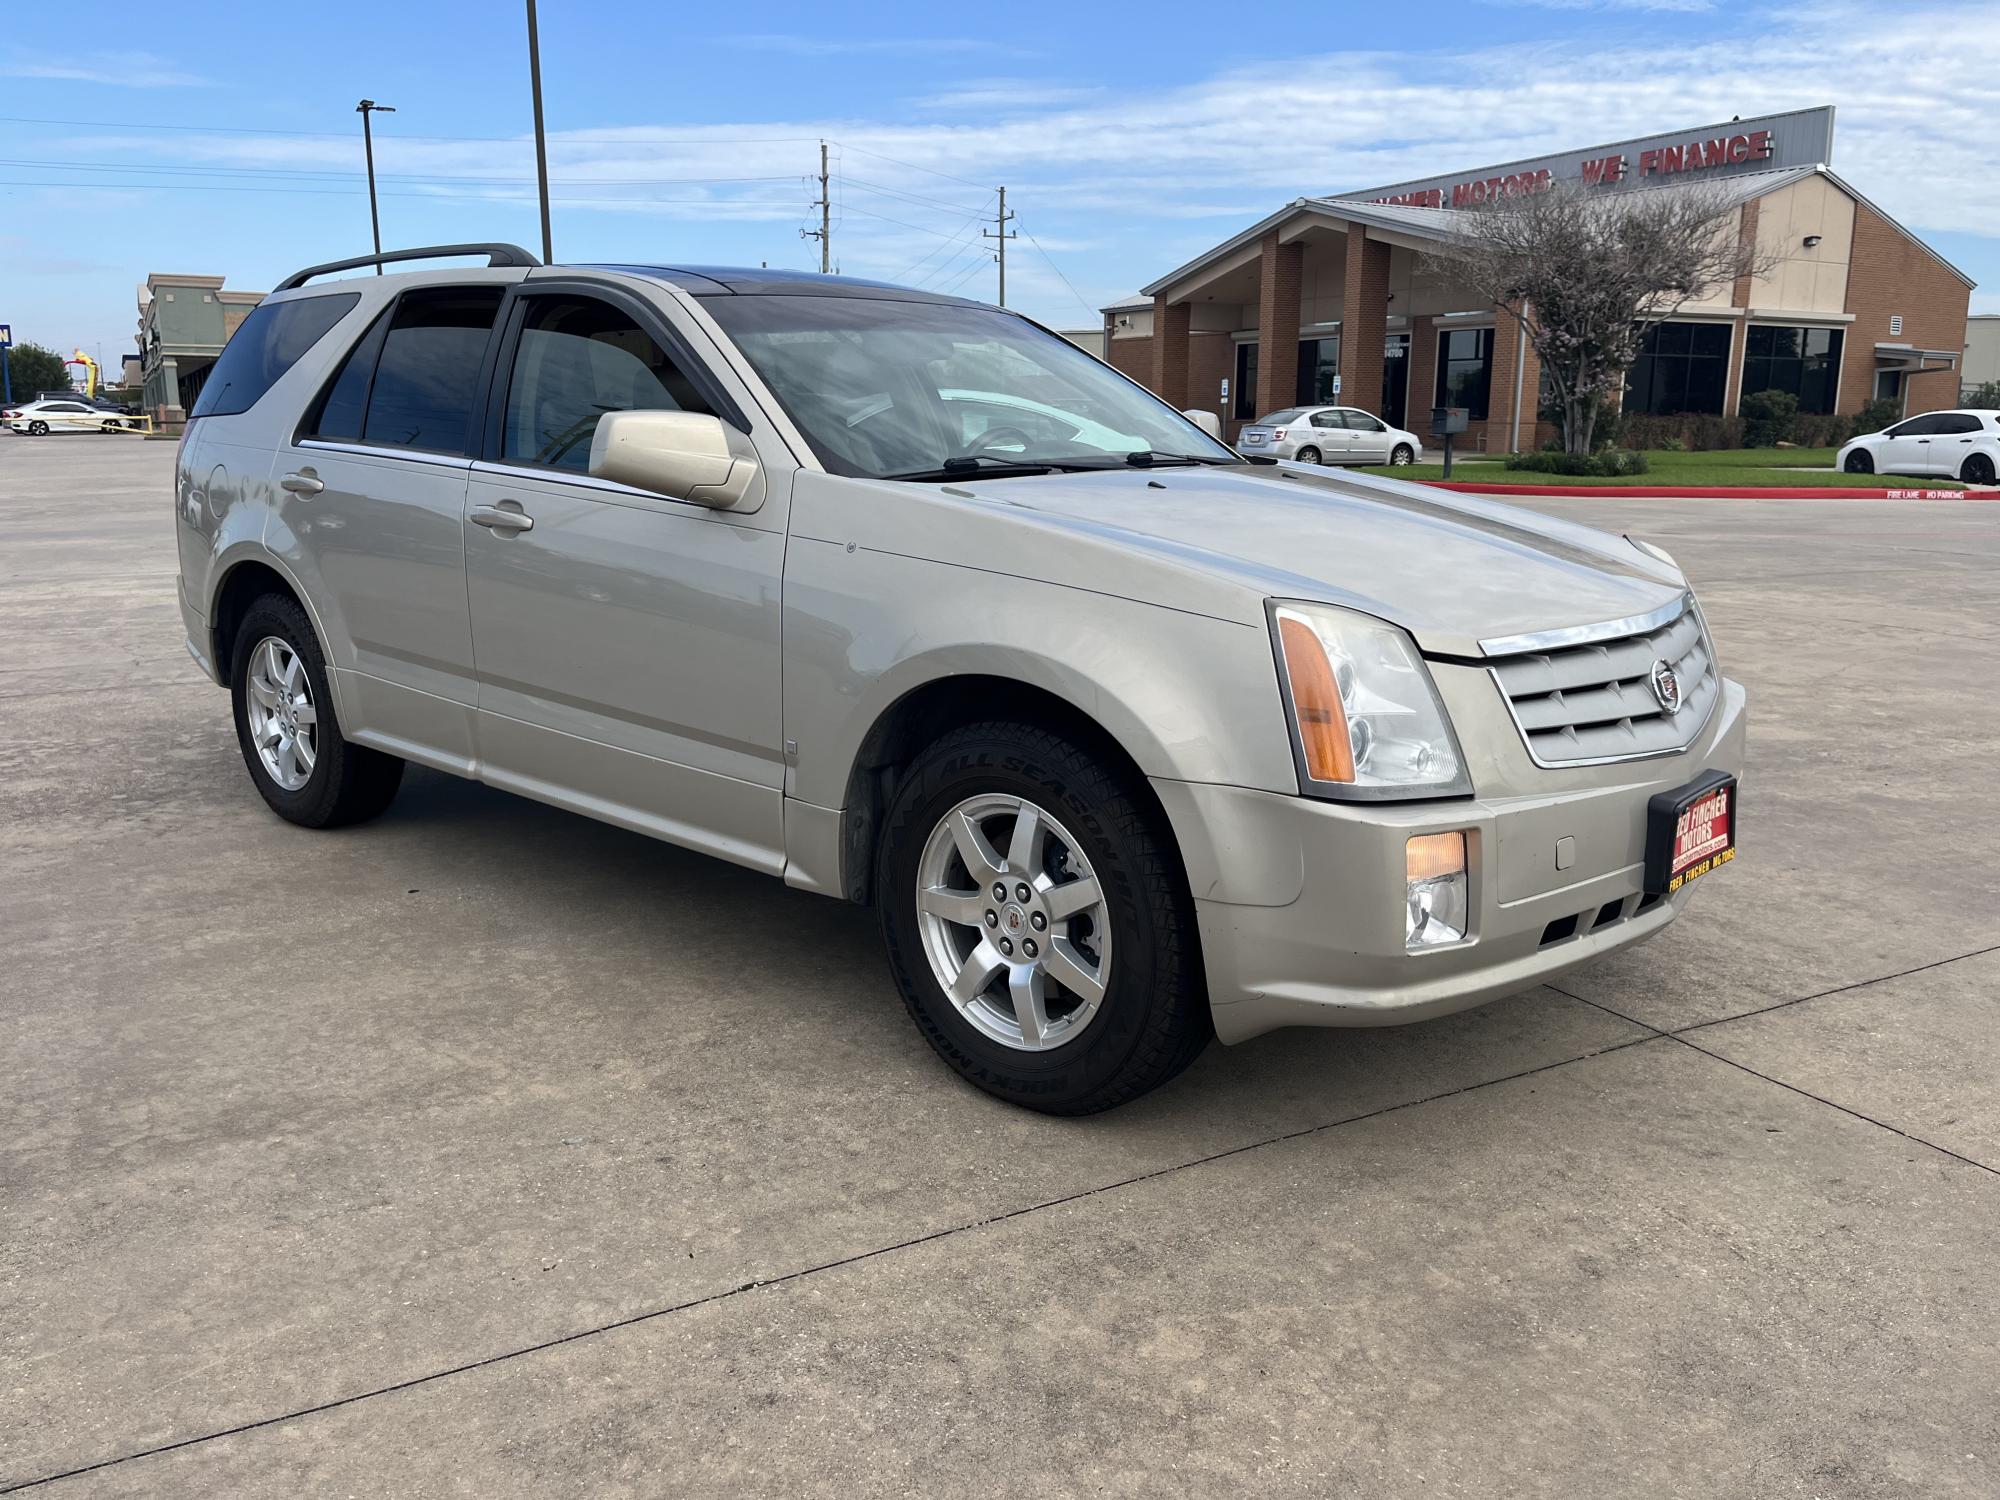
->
4 341 73 400
1962 379 2000 410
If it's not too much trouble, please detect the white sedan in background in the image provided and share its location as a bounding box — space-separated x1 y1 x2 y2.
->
1837 408 2000 485
1236 405 1424 466
3 397 140 435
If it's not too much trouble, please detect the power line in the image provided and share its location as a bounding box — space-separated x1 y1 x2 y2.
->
0 156 804 187
891 204 992 283
0 113 826 147
1018 223 1101 322
831 141 993 191
839 173 990 216
0 178 810 208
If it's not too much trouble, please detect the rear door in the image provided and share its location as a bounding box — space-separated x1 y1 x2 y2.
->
273 283 508 769
1931 412 1983 475
462 283 789 873
1306 408 1355 461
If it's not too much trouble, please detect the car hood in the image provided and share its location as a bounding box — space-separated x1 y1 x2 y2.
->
972 464 1685 657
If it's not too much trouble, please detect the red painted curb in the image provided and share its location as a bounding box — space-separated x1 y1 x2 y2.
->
1419 481 2000 500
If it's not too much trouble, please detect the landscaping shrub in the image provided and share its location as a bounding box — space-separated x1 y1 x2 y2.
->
1854 396 1901 435
1789 412 1854 448
1614 410 1745 451
1505 449 1650 477
1739 388 1800 447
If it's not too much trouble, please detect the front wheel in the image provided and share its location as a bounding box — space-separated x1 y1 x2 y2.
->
1843 449 1874 474
1295 445 1322 465
876 721 1210 1114
1390 443 1415 466
229 593 404 828
1962 453 1996 486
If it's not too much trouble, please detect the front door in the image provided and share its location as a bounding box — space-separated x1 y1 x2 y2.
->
463 288 788 873
1381 334 1409 430
1875 414 1939 475
1342 408 1392 463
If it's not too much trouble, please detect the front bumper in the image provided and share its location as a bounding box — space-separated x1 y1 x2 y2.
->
1154 676 1747 1044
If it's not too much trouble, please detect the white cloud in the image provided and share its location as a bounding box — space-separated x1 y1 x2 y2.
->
0 50 208 86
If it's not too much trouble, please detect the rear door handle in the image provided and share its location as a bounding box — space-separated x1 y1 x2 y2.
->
279 470 324 496
470 502 534 533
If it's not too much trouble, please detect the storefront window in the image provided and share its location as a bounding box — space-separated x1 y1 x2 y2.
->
1625 321 1730 415
1234 342 1258 420
1295 337 1339 406
1742 325 1844 414
1434 327 1492 421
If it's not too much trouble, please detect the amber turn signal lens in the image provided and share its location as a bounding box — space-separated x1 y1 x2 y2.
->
1406 831 1468 883
1278 614 1356 783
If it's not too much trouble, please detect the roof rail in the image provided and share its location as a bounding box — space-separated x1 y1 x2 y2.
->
276 243 541 291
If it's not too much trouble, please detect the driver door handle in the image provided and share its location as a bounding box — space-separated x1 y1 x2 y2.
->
279 470 324 496
470 502 534 533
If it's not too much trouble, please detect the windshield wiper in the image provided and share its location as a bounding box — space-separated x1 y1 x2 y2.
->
884 454 1060 482
1122 450 1240 467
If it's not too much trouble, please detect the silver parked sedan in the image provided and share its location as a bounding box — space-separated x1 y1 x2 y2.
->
174 244 1743 1114
1237 405 1424 465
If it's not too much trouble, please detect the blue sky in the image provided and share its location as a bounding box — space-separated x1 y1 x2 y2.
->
2 0 1995 368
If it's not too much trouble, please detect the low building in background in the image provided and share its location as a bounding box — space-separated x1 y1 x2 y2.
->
137 273 265 427
1963 315 2000 399
1104 107 1972 451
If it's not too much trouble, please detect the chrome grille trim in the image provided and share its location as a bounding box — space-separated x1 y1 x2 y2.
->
1485 594 1719 767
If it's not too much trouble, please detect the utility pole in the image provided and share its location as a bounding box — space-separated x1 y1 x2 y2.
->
525 0 554 264
983 186 1017 306
801 141 831 273
355 100 395 271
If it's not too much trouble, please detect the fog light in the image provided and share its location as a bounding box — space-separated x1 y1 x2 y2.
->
1406 832 1469 949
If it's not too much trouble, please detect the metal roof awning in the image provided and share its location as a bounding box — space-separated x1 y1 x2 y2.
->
1874 342 1959 371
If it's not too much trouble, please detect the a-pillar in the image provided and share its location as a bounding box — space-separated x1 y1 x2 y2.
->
1254 230 1302 418
1485 304 1542 454
1151 295 1192 410
1339 224 1391 418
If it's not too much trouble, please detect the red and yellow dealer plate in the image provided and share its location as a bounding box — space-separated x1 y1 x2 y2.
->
1645 773 1737 896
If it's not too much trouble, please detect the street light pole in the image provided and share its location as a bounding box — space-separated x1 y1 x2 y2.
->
355 99 395 271
524 0 554 264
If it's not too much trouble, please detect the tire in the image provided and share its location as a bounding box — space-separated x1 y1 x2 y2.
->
1962 453 1996 486
1843 449 1874 474
229 592 403 828
1295 445 1322 465
875 720 1210 1115
100 420 121 434
27 420 48 436
1390 443 1415 466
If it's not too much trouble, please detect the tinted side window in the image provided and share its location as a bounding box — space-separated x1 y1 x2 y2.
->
361 287 504 454
1343 411 1386 431
1889 415 1941 437
500 295 712 472
305 308 392 442
1937 414 1981 435
189 293 360 419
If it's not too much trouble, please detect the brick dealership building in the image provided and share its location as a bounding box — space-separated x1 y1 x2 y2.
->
1102 108 1972 451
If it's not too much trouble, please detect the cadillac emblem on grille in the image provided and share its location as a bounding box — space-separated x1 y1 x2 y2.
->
1649 659 1682 715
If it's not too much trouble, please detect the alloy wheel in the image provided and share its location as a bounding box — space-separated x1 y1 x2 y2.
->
914 793 1111 1052
1391 444 1415 465
244 635 318 791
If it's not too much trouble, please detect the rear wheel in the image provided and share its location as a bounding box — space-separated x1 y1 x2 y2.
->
1390 443 1415 466
26 420 48 436
1295 445 1322 465
876 720 1209 1114
229 593 403 828
1843 449 1874 473
1962 453 1996 486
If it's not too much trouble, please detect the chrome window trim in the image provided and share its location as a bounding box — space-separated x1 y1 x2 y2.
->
1478 592 1693 658
467 457 704 507
295 438 474 469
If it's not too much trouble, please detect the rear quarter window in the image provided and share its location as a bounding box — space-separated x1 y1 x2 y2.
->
189 293 360 420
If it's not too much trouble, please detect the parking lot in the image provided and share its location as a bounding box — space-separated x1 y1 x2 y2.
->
3 435 1997 1497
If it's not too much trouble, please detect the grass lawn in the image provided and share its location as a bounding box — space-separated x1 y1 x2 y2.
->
1353 447 1965 488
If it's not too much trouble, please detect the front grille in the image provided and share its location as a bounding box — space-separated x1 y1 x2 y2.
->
1487 596 1718 766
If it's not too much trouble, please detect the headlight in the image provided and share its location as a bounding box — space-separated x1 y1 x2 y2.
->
1269 601 1471 800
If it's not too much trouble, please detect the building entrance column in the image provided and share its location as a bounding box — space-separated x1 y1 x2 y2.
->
1254 230 1302 418
1339 224 1390 418
1151 296 1192 410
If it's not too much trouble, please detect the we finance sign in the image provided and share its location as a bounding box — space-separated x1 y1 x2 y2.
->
1348 107 1833 211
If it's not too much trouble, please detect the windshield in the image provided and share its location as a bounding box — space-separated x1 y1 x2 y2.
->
701 294 1239 478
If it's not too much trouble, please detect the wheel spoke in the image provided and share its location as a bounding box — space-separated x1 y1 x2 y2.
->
949 941 1007 1008
1040 874 1101 923
1005 804 1044 877
291 701 317 727
919 886 987 927
948 809 1004 885
1043 939 1105 1004
247 674 280 709
1008 965 1049 1046
292 729 317 773
279 652 303 695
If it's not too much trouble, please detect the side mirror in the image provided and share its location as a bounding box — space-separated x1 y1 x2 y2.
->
588 409 763 511
1181 408 1223 440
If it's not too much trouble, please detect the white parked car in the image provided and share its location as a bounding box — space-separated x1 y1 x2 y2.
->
1236 406 1423 466
3 397 140 435
1837 408 2000 484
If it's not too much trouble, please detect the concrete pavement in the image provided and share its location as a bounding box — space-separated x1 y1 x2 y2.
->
3 438 1996 1496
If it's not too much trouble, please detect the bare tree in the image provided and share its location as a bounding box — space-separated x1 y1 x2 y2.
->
1421 181 1774 454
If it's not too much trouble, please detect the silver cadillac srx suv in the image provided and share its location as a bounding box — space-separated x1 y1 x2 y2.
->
175 243 1745 1114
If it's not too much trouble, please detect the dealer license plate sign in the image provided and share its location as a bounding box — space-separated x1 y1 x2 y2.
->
1644 773 1737 895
